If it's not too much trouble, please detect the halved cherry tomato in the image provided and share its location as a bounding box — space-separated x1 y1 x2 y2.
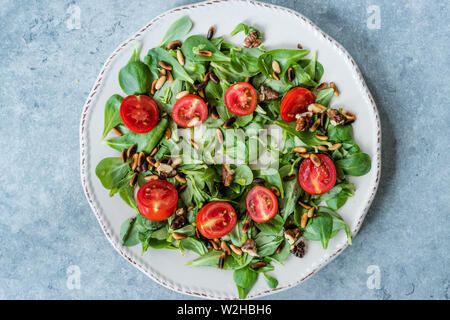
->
120 95 159 133
280 87 316 122
224 82 258 116
137 180 178 221
245 186 278 223
299 154 337 195
196 201 237 239
172 94 208 128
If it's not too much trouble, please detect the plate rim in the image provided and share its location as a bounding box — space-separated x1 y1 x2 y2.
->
79 0 381 299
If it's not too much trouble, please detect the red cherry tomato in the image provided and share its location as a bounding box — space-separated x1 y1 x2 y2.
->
224 82 258 116
280 87 316 122
120 95 159 133
137 180 178 221
298 154 337 195
196 201 237 239
245 186 278 223
171 94 208 128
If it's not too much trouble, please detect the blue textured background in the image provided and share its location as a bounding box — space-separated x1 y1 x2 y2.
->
0 0 449 300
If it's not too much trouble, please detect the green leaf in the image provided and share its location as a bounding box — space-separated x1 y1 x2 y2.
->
102 94 124 139
118 184 138 210
268 239 290 264
186 250 222 267
254 233 283 257
263 273 278 289
314 88 334 107
104 118 168 153
233 267 258 289
279 164 300 221
95 157 129 190
302 210 333 249
336 152 371 176
120 217 140 247
119 47 152 95
234 165 253 186
180 237 208 256
181 35 231 62
160 16 193 46
258 49 309 78
327 124 353 143
275 120 331 147
255 214 284 235
145 48 194 84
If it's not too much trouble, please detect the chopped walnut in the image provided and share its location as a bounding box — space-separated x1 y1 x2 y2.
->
327 108 347 126
291 240 306 258
259 85 279 101
170 215 187 230
241 238 258 256
243 31 261 48
222 164 234 187
295 112 314 132
156 163 177 179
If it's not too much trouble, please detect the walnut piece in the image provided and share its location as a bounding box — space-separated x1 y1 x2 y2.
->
295 112 314 132
241 238 258 256
222 164 234 187
259 85 279 101
327 108 347 126
243 31 261 48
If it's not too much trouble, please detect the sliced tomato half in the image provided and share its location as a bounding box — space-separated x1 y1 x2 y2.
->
196 201 237 239
120 95 159 133
224 82 258 116
280 87 315 122
172 94 208 128
298 154 337 195
245 186 278 223
137 180 178 221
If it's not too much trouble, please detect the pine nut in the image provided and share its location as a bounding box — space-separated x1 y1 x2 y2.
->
251 261 267 270
167 40 182 50
307 207 315 218
127 144 137 158
131 153 139 171
298 201 312 209
197 50 212 57
317 145 328 152
172 232 187 240
301 212 308 228
293 146 308 153
308 103 327 114
272 60 281 74
176 90 189 100
270 186 281 197
165 127 171 139
288 67 295 82
342 110 356 121
167 70 173 83
155 76 166 90
299 153 310 159
315 134 328 141
207 26 215 40
218 252 226 269
137 152 146 166
112 127 122 136
175 174 186 184
158 61 172 70
150 79 157 95
330 82 339 96
129 172 138 187
150 147 157 157
272 71 280 81
229 244 242 255
190 139 199 150
310 119 321 132
328 143 342 151
216 128 224 144
241 220 252 233
171 157 182 168
316 82 328 91
310 154 321 167
176 50 185 66
221 241 231 255
144 175 159 181
209 72 220 84
121 149 127 163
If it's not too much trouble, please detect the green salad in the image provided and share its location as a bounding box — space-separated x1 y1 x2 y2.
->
95 17 371 299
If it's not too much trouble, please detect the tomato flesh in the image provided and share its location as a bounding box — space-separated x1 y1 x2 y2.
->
299 154 337 195
196 201 237 239
280 87 316 122
224 82 258 116
246 186 278 223
137 180 178 221
172 94 208 128
120 95 159 133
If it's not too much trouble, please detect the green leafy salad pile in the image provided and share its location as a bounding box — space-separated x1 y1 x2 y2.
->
95 17 372 299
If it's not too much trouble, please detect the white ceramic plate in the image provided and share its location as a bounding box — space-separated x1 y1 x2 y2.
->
80 0 381 299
